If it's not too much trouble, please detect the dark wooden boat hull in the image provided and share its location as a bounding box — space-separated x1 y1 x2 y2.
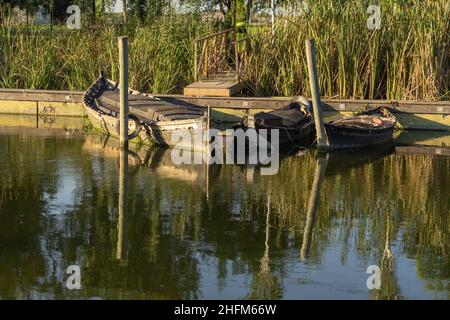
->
255 120 315 147
325 107 396 150
325 124 395 150
243 97 315 148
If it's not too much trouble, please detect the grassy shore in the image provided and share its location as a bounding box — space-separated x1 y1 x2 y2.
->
0 0 449 100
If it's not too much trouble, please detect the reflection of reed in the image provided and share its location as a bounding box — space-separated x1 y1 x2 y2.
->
116 148 128 261
300 154 328 261
372 214 399 300
248 193 282 299
260 194 271 275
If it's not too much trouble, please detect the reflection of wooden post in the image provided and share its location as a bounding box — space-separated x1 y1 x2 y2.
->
119 36 129 149
305 39 329 151
36 102 39 128
117 148 128 260
301 154 328 260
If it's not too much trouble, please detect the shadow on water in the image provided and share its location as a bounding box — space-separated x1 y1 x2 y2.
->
0 128 449 299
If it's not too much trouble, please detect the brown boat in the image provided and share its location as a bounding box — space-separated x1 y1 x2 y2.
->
83 75 208 149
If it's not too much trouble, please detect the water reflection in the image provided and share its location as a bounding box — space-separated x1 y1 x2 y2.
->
301 154 328 261
117 148 128 261
0 131 449 299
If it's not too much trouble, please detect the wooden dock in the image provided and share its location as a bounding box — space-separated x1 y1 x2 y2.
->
183 80 244 97
0 88 449 131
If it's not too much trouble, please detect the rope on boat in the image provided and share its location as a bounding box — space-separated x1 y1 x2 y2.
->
116 114 143 140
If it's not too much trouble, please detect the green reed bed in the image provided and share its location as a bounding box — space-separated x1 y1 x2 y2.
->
0 1 449 100
0 14 215 93
245 0 450 100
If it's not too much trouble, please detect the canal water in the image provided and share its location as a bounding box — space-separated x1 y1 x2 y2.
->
0 128 448 299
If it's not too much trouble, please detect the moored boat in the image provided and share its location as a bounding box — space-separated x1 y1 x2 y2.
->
83 75 208 148
325 106 396 150
241 97 315 147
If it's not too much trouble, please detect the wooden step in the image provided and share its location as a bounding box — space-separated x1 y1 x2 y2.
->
183 80 244 97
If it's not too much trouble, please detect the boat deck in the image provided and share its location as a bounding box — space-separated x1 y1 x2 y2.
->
93 88 205 122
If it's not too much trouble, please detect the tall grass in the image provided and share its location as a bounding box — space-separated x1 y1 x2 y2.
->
245 0 450 100
0 13 216 93
0 0 449 100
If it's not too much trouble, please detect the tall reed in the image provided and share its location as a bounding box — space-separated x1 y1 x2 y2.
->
0 1 448 100
245 0 450 100
0 13 216 93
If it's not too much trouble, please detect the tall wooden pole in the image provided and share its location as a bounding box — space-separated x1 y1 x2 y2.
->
305 39 330 151
118 36 129 149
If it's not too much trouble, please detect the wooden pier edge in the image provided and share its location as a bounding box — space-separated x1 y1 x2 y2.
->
0 88 449 131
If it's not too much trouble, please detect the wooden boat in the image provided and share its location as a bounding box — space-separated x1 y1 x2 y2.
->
83 75 208 148
325 106 396 150
242 97 315 147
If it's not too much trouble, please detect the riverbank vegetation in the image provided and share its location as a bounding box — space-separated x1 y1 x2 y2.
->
0 0 449 100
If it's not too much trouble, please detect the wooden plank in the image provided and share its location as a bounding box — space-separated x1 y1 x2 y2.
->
164 95 450 114
0 89 83 103
0 88 449 115
183 81 244 97
38 101 86 117
0 100 37 115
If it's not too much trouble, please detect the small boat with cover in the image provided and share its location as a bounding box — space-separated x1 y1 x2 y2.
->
241 97 315 147
325 106 396 150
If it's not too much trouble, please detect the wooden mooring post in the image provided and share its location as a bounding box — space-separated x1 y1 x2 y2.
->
118 36 129 149
305 39 330 151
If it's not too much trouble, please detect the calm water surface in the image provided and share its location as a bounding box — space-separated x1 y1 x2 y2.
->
0 131 448 300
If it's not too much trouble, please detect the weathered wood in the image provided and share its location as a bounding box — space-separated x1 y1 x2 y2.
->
305 39 330 150
183 81 244 97
0 89 83 103
160 95 450 114
118 36 129 149
194 41 198 82
0 88 449 114
205 39 209 79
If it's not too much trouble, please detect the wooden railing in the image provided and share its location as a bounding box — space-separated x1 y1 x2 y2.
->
194 28 251 83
